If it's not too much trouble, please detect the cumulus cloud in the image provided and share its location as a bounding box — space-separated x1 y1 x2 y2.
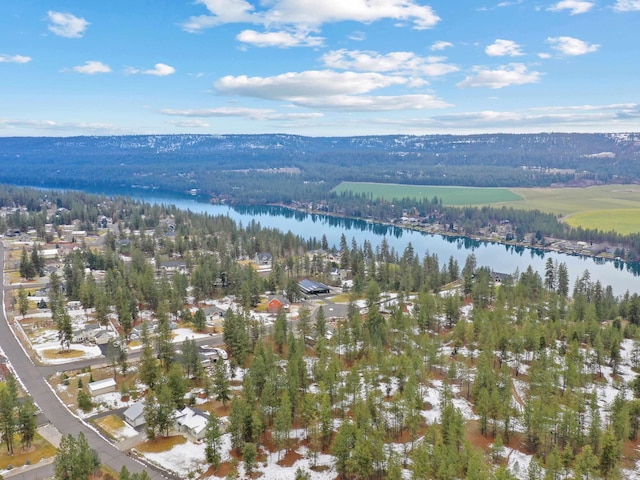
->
0 54 31 64
547 36 600 55
214 70 449 111
321 49 458 77
127 63 176 76
236 29 324 47
72 61 111 74
457 63 541 89
547 0 594 14
431 40 453 51
613 0 640 10
161 107 324 121
47 11 89 38
182 0 440 33
215 70 410 99
485 39 524 57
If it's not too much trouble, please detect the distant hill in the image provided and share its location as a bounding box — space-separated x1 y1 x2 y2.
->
1 133 639 202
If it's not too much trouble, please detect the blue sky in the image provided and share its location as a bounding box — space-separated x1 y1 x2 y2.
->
1 0 639 136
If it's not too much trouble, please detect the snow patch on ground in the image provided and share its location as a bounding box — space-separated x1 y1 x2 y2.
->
34 342 103 364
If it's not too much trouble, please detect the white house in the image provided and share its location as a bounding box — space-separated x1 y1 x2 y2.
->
123 401 146 428
87 378 117 397
175 407 208 441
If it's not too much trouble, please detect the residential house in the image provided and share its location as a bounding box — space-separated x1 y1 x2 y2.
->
94 330 116 345
175 407 209 441
267 295 290 314
158 260 187 274
203 306 227 327
491 271 512 284
123 402 146 428
254 252 273 266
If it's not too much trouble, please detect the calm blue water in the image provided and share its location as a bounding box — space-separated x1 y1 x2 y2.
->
130 192 640 297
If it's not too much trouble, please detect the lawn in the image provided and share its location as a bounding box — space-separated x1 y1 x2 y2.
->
0 433 57 470
333 182 523 205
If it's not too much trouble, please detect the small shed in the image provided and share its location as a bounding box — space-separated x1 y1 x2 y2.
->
123 401 146 428
87 378 117 397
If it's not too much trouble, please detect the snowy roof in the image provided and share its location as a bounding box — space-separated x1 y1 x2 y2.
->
124 401 145 421
87 378 116 393
176 407 208 435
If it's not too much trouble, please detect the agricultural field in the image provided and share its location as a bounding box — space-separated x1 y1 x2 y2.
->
334 182 640 234
507 185 640 235
332 182 523 205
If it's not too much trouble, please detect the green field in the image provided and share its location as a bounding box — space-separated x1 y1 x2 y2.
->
333 182 523 205
334 183 640 235
564 209 640 235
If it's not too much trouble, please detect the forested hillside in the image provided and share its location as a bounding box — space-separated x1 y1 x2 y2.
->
1 133 639 200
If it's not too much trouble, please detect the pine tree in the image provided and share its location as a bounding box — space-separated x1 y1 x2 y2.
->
213 360 231 407
18 398 37 450
54 432 100 480
0 381 18 454
599 429 621 479
193 308 206 332
204 414 223 471
17 286 29 317
274 308 287 354
139 322 159 389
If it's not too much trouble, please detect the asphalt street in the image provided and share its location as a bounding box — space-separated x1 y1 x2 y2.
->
0 242 168 480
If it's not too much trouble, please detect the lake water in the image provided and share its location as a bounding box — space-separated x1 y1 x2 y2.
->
131 191 640 297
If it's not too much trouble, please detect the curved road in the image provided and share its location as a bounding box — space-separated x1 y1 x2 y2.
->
0 242 166 480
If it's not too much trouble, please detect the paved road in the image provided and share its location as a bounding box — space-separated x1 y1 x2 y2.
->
0 242 167 480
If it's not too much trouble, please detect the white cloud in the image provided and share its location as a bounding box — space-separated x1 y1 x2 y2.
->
432 103 640 128
538 52 552 59
127 63 176 76
547 36 600 55
72 61 111 74
236 29 324 47
613 0 640 11
166 119 211 128
145 63 176 76
457 63 542 89
485 39 524 57
321 49 458 77
289 94 450 111
348 31 366 41
215 70 410 99
431 41 453 51
161 107 324 121
182 0 440 33
0 118 116 132
214 70 449 111
0 54 31 64
484 38 524 57
547 0 594 14
47 11 89 38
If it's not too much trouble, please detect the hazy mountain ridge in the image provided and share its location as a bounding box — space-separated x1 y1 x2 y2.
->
1 132 639 158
